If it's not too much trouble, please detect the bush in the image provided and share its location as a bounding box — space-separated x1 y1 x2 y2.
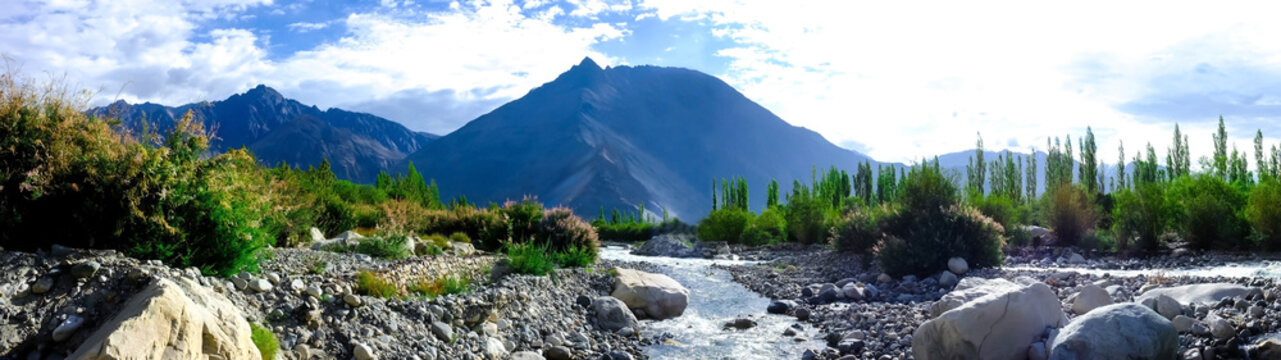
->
449 232 471 243
505 242 556 276
697 208 754 243
409 274 470 299
783 192 827 244
877 205 1005 277
502 198 545 243
595 221 656 242
1112 183 1168 251
555 245 597 267
873 162 1004 277
250 323 278 360
424 234 450 249
830 204 894 254
354 235 411 260
537 206 600 255
972 195 1020 232
1167 175 1247 250
1046 185 1095 246
1248 179 1281 250
356 270 400 298
0 73 272 277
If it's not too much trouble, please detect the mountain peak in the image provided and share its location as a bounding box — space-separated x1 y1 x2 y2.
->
242 84 283 101
577 56 600 70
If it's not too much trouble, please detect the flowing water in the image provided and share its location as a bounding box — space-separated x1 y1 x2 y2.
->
599 246 826 359
1005 260 1281 278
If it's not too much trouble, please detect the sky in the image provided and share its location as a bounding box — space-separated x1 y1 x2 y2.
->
4 0 1281 166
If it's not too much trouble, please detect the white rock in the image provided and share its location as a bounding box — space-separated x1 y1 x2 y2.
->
1049 303 1177 360
1151 294 1184 320
1071 284 1113 315
1135 283 1252 307
290 279 305 292
611 268 689 320
1067 252 1086 264
841 283 863 301
249 279 273 293
1172 315 1197 333
231 277 247 290
306 285 323 299
484 337 508 359
266 273 281 284
344 293 363 307
947 257 969 275
309 227 326 244
69 278 260 359
913 282 1067 360
938 271 958 287
1207 315 1234 339
929 277 1022 318
354 343 377 360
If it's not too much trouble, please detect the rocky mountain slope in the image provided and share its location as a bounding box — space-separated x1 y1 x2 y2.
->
399 58 873 220
90 85 438 182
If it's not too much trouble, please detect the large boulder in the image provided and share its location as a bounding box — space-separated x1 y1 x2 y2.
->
592 296 638 332
913 282 1067 360
1049 303 1178 360
1071 284 1114 315
69 277 260 359
928 277 1022 318
311 230 364 250
631 235 698 258
611 268 689 320
947 257 969 275
1136 283 1253 307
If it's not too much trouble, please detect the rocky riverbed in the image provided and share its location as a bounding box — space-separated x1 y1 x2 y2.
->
0 244 661 360
714 246 1281 359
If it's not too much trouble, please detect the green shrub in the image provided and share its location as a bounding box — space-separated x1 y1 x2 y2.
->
555 245 597 267
873 162 1004 277
595 221 656 241
877 205 1005 277
1080 231 1116 252
1046 185 1095 246
972 194 1020 232
502 198 545 243
783 192 828 244
830 204 894 254
1248 179 1281 250
505 242 555 276
356 270 400 298
351 235 410 260
697 208 754 243
1112 183 1168 251
746 207 788 246
409 274 470 298
0 74 273 277
1167 175 1247 250
449 232 471 243
424 234 450 249
249 323 278 360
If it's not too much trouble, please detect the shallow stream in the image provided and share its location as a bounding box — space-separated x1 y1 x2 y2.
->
599 246 825 359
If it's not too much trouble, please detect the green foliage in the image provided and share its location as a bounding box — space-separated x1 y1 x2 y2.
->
449 232 471 243
877 205 1005 277
746 207 788 246
697 208 754 243
505 242 556 276
1247 179 1281 250
971 194 1020 233
250 323 278 360
537 206 601 255
830 204 894 254
502 198 545 243
0 73 272 277
1046 185 1095 246
356 270 400 299
1166 175 1248 250
356 235 411 260
555 245 597 267
409 274 471 299
1112 182 1169 251
304 255 328 275
784 183 829 244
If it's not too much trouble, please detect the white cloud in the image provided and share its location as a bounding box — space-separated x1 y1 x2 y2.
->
635 0 1281 165
287 20 335 32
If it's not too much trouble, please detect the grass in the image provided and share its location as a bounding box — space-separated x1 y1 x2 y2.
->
505 242 556 276
250 323 278 360
323 236 411 260
408 274 471 299
449 232 471 243
304 255 328 275
555 245 596 268
356 270 400 298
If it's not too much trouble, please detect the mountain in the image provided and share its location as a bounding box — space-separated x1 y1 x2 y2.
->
399 57 873 220
91 85 438 181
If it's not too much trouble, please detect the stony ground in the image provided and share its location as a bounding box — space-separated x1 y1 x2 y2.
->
0 246 653 360
717 247 1281 360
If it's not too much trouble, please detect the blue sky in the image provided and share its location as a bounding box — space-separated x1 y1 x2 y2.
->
5 0 1281 165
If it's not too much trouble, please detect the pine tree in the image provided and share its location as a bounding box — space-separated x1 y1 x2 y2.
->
1213 116 1229 180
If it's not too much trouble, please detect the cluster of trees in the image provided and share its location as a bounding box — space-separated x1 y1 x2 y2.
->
591 203 693 241
960 117 1281 254
0 74 599 277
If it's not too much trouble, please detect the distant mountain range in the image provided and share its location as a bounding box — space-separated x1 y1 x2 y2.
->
90 85 438 182
98 59 1141 221
398 58 873 219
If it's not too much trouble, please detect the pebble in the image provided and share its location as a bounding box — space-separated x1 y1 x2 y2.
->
31 276 54 294
353 343 377 360
52 315 85 341
344 293 362 307
306 285 323 298
70 261 100 279
545 346 572 360
249 279 273 293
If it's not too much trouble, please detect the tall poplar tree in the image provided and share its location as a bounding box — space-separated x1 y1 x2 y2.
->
1213 116 1229 179
1080 127 1098 193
